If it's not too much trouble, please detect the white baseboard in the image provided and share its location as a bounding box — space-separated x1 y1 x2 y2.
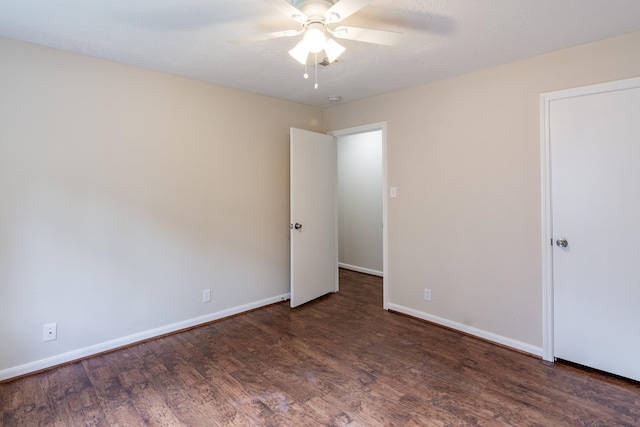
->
0 293 290 382
387 303 543 357
338 263 383 277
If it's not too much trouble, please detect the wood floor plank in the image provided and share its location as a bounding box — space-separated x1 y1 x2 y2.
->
2 268 639 426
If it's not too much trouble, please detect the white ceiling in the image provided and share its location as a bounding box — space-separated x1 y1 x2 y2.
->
2 0 640 108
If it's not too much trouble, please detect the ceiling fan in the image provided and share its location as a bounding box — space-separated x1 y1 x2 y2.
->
232 0 402 88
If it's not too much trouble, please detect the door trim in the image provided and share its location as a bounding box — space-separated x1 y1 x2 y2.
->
330 122 389 310
539 76 640 362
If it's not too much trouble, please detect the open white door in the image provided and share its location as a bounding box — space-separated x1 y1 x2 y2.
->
290 127 338 308
547 78 640 381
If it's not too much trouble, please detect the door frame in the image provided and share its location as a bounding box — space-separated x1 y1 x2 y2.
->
539 76 640 362
329 122 389 310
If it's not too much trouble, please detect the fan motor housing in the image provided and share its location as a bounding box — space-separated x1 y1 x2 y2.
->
293 0 339 19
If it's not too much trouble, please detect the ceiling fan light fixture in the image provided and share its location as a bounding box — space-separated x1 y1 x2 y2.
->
235 0 403 89
303 27 326 53
324 38 345 63
289 40 310 64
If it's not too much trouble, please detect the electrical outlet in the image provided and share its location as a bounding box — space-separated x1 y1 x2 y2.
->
203 289 211 303
43 323 57 342
424 289 431 302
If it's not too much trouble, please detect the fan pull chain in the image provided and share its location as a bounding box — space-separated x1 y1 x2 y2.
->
314 52 318 89
303 62 308 79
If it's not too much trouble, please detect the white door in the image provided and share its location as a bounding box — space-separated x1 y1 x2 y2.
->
550 79 640 381
290 127 337 308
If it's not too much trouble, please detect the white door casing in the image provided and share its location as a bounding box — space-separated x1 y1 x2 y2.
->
290 127 338 308
541 77 640 381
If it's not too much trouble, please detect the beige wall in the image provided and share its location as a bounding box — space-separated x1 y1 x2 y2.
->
3 30 640 379
0 37 322 378
325 31 640 351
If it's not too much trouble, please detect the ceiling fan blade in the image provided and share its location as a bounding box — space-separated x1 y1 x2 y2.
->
332 26 402 46
230 29 302 45
264 0 308 23
324 0 371 23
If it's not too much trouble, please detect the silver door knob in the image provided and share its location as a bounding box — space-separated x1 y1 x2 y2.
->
556 238 568 248
294 223 302 230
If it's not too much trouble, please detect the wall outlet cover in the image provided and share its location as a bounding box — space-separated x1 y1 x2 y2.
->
43 323 57 342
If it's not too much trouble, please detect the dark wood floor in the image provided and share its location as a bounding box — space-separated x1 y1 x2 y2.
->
2 269 639 426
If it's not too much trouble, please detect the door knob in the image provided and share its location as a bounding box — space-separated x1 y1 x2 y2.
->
294 223 302 230
556 238 568 248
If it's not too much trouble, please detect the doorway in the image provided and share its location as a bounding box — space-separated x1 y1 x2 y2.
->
331 123 388 309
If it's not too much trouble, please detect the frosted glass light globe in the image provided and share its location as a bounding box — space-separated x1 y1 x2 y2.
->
303 28 326 53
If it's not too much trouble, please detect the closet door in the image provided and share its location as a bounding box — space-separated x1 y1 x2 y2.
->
550 79 640 381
